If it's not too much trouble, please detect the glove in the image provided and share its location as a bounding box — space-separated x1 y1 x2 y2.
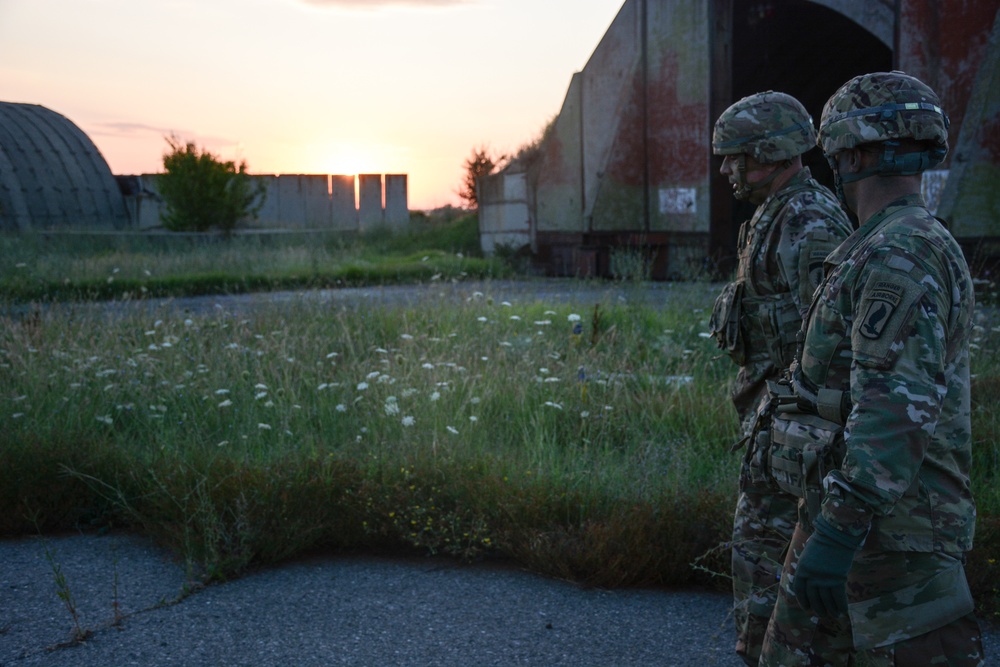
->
793 515 863 618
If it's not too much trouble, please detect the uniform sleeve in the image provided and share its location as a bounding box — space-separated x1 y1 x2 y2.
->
820 247 949 539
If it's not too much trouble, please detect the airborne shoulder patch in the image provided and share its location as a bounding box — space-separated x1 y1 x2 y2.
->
859 282 903 339
852 268 926 369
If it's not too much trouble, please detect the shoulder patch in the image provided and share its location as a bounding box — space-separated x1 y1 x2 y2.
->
852 269 926 369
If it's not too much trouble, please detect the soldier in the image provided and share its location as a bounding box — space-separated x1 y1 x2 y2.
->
708 92 852 666
759 71 985 665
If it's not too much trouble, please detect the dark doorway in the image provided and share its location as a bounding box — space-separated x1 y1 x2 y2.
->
710 0 893 275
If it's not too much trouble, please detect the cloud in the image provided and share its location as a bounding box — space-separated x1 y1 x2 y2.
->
89 121 173 137
89 122 237 148
297 0 473 9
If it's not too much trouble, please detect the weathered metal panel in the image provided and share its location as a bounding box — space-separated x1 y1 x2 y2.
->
358 174 383 230
937 5 1000 239
647 0 711 233
384 174 408 230
532 72 586 237
330 174 358 231
580 0 643 224
897 0 998 170
0 102 127 230
590 0 712 234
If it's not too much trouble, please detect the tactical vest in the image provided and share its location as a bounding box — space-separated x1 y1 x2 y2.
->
710 181 814 370
766 207 935 517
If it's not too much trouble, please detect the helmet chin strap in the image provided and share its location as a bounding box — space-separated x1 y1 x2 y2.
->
732 155 790 201
824 154 860 227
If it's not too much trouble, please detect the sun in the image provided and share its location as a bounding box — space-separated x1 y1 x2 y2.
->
321 142 376 176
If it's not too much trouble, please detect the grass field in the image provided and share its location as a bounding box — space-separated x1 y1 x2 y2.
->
1 220 998 618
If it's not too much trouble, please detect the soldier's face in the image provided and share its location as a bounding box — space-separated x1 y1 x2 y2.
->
720 153 778 204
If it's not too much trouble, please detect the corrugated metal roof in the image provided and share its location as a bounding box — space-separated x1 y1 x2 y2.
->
0 102 128 230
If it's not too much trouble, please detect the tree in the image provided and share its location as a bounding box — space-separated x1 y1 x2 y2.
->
459 145 507 210
158 135 265 234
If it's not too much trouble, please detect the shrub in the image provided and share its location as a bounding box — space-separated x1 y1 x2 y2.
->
158 136 265 234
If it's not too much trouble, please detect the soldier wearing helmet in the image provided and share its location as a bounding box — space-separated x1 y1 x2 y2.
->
759 72 985 665
707 91 852 666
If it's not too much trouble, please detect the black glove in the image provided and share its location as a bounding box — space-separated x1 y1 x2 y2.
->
793 515 864 617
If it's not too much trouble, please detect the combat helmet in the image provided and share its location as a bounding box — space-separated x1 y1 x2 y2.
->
713 91 816 163
713 92 815 200
818 70 949 177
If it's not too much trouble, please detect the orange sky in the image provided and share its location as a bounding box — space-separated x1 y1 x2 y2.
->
0 0 624 210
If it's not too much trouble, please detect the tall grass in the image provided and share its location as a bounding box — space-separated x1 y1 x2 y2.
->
1 231 999 615
1 282 739 584
0 215 507 303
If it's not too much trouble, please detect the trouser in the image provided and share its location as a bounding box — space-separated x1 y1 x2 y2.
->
732 468 798 666
759 517 986 666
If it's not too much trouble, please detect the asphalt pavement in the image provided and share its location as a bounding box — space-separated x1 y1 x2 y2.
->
1 531 744 667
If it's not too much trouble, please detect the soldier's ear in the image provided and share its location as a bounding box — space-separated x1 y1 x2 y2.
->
839 148 865 176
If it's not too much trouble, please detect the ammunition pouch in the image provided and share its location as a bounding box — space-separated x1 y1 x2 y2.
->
741 292 800 371
769 403 845 521
709 281 746 366
745 380 845 517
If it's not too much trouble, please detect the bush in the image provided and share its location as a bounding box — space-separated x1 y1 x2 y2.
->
158 136 265 234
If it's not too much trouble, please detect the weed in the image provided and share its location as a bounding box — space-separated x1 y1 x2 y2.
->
42 544 91 643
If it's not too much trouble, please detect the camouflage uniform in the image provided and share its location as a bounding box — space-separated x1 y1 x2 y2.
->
708 92 852 666
758 72 985 666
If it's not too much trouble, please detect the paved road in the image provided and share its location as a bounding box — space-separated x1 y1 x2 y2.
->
3 532 996 666
5 278 717 322
1 532 744 667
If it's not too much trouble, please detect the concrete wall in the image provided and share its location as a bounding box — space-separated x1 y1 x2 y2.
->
478 171 530 255
124 172 408 231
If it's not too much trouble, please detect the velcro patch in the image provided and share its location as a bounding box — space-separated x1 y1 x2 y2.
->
853 268 926 369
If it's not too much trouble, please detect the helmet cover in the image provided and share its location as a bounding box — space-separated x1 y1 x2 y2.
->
818 70 948 171
713 91 816 163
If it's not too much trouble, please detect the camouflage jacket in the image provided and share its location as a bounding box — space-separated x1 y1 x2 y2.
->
712 168 851 427
800 194 976 553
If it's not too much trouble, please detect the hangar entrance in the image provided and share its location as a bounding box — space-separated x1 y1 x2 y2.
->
710 0 893 274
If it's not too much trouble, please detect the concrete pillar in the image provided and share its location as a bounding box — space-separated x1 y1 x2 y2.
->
384 174 409 230
330 174 358 231
358 173 383 230
254 175 281 227
276 175 303 227
302 174 331 228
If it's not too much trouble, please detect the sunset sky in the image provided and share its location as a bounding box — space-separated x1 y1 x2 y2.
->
0 0 624 210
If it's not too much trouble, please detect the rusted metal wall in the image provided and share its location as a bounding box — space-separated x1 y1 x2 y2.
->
904 2 1000 242
527 0 713 278
482 0 998 277
591 0 712 234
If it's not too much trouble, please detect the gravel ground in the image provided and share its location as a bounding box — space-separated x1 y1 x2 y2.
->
1 532 744 667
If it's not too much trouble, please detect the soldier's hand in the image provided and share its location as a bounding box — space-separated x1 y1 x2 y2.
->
792 516 862 618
